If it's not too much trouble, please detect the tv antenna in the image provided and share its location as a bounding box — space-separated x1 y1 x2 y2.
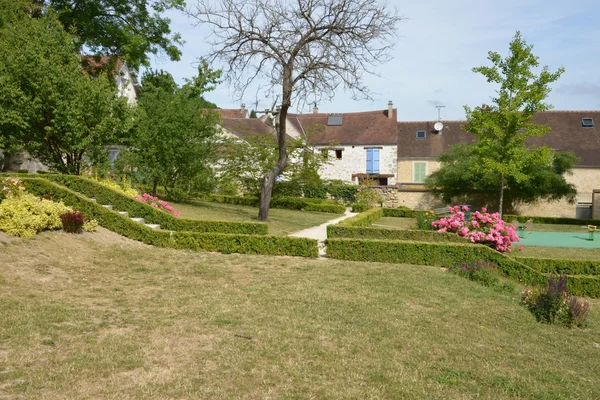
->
434 104 445 134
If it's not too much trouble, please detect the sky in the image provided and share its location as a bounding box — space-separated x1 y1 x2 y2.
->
147 0 600 121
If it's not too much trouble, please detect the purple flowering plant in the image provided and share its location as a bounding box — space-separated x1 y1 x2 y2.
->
135 193 179 217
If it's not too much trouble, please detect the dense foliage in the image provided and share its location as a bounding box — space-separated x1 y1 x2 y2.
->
426 32 574 215
60 210 85 233
0 10 131 174
521 275 590 328
431 206 520 252
116 67 220 198
0 178 72 238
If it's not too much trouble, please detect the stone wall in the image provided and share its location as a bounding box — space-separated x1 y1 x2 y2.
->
373 187 445 209
319 145 397 184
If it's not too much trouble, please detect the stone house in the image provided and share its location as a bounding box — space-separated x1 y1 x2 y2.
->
285 102 399 185
395 110 600 217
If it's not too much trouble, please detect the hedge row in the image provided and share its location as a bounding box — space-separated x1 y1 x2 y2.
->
18 178 318 257
515 257 600 275
36 175 267 234
196 193 346 214
505 214 600 226
339 208 384 226
327 225 468 243
324 238 600 298
382 208 423 218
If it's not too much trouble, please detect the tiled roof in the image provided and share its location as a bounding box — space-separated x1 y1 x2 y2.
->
81 55 125 76
289 109 398 145
219 118 275 138
398 110 600 166
217 109 248 119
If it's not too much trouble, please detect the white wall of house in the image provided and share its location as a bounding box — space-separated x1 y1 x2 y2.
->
317 145 397 184
115 64 138 105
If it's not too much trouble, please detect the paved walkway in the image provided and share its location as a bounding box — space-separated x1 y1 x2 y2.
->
288 208 357 256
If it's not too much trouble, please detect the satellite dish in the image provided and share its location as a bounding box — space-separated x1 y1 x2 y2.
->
434 121 444 131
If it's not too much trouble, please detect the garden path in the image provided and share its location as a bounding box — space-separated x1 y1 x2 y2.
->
288 208 357 257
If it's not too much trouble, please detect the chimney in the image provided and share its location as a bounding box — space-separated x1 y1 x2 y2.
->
313 104 319 114
240 103 247 118
388 101 393 119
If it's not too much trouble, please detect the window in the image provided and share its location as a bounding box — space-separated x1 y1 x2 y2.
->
582 118 594 127
321 149 328 159
327 115 343 126
413 162 427 183
416 130 426 139
366 148 380 173
335 149 343 160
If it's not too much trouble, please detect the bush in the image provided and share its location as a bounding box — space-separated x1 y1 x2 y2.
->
351 202 368 212
448 259 514 293
31 176 267 234
0 192 72 238
521 275 590 328
515 257 600 275
505 214 600 227
354 182 382 208
340 208 383 226
415 210 436 230
17 177 319 257
88 176 138 197
135 193 179 216
326 183 358 204
327 225 468 243
61 210 85 233
431 206 519 252
83 218 99 232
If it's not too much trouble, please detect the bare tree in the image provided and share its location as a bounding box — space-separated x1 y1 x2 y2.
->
188 0 403 220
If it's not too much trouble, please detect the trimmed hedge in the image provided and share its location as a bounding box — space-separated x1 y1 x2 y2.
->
505 214 600 226
17 178 318 257
327 225 468 243
36 175 267 234
196 193 346 214
515 257 600 275
340 208 383 226
324 238 600 297
382 208 423 218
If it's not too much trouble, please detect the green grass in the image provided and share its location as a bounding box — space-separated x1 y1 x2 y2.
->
1 229 599 399
171 200 337 235
371 216 417 230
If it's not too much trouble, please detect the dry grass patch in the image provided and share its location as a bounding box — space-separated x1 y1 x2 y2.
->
1 230 599 399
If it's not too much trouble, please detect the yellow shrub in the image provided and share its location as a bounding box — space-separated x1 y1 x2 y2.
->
82 218 99 232
88 176 138 197
0 193 72 238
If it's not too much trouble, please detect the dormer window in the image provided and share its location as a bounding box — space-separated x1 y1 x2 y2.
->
416 130 426 139
327 115 343 126
582 118 594 127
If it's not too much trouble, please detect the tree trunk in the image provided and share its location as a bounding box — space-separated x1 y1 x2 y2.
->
258 63 293 221
499 172 504 219
152 180 158 197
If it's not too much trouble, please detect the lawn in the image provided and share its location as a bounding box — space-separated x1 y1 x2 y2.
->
1 229 599 399
170 200 338 235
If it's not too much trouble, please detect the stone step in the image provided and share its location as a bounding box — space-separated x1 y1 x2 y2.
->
130 217 145 224
118 211 129 217
102 204 113 210
90 198 97 202
145 224 160 230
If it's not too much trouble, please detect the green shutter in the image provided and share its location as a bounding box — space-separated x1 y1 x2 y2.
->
414 162 426 183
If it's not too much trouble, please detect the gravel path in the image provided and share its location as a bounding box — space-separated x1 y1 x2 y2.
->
288 208 357 256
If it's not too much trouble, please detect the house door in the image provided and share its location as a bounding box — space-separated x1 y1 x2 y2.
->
366 148 380 173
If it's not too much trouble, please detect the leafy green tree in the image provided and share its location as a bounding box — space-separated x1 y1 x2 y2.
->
4 0 184 69
218 133 329 197
118 67 220 197
426 31 572 216
0 11 132 174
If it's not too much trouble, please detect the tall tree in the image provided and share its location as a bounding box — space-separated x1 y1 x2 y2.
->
118 65 221 197
0 11 131 174
1 0 184 69
426 32 571 216
188 0 403 220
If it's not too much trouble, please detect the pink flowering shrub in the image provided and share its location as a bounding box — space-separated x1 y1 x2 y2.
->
134 193 179 217
431 205 519 252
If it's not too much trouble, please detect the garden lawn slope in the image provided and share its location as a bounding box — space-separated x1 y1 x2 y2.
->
18 178 317 258
1 230 598 399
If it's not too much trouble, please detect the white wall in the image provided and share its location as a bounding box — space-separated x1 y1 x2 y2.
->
115 64 137 105
317 145 397 184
